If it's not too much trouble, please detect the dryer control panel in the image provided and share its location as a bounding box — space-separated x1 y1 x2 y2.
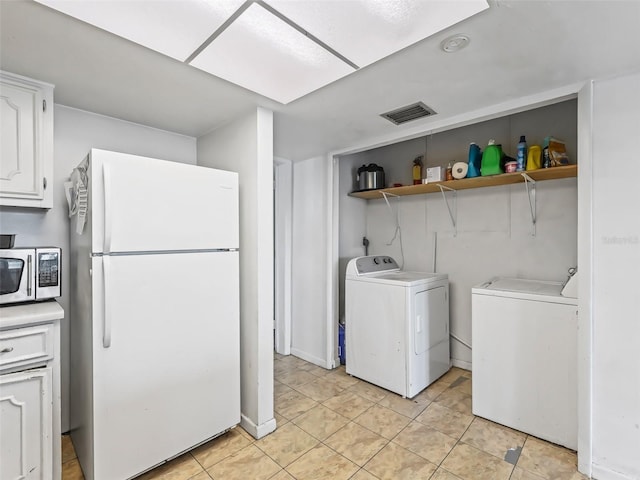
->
354 256 399 275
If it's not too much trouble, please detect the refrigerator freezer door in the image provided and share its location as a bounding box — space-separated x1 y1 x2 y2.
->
89 149 239 254
89 251 240 480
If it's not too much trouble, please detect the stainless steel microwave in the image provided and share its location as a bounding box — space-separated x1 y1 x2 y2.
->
0 247 61 305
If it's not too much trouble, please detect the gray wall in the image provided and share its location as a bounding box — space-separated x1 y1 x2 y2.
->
0 104 197 432
339 100 578 368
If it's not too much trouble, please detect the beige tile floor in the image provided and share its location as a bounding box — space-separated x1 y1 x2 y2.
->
62 354 587 480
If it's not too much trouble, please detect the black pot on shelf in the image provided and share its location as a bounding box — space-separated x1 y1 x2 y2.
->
357 164 385 191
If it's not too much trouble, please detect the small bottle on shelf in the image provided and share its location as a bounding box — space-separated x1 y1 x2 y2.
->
412 156 423 185
516 135 527 172
445 162 453 181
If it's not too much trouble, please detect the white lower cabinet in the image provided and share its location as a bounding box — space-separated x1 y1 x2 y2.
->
0 303 63 480
0 70 54 208
0 368 53 480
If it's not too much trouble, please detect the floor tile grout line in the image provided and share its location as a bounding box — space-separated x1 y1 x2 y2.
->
320 388 376 414
346 404 411 441
265 466 291 480
317 436 374 474
385 416 460 474
461 417 531 467
432 410 478 474
318 410 455 476
191 436 259 475
318 420 391 471
253 423 322 473
509 434 558 480
441 430 518 480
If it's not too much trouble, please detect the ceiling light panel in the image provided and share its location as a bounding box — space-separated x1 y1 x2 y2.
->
264 0 489 67
189 3 355 104
35 0 246 61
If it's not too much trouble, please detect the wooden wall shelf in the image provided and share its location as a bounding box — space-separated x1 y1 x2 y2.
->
349 164 577 200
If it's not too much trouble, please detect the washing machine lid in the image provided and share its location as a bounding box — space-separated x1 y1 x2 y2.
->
353 270 448 286
472 277 577 305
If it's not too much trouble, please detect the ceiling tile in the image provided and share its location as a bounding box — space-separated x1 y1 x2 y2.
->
35 0 245 61
189 3 355 104
264 0 489 67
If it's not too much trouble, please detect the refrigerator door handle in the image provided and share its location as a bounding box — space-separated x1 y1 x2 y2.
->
103 162 112 254
103 255 112 348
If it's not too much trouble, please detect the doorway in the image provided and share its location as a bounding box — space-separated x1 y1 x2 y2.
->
273 159 292 355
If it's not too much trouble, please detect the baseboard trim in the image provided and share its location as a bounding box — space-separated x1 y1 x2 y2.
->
240 414 277 440
592 463 638 480
290 348 330 369
452 358 472 371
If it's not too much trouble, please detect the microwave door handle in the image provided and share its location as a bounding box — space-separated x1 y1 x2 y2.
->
27 254 33 297
102 256 112 348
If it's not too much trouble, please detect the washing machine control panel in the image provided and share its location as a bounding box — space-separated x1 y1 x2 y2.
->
355 256 399 274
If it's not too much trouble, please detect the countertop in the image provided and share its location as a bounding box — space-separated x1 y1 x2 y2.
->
0 300 64 330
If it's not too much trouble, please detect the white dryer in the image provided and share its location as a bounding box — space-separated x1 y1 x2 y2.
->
345 256 450 398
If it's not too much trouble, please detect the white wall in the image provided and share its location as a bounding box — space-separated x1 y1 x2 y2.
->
274 158 293 356
338 136 427 323
337 153 368 322
364 178 577 368
0 104 196 432
576 80 594 475
340 101 578 368
589 71 640 480
197 108 275 439
291 155 332 367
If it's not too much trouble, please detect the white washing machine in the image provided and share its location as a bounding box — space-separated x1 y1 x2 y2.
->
472 277 578 450
345 256 450 398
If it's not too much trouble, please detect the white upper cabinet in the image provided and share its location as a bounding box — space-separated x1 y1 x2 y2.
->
0 71 54 209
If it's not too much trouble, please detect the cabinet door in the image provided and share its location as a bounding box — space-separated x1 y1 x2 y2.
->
0 368 53 480
0 71 53 208
0 81 42 198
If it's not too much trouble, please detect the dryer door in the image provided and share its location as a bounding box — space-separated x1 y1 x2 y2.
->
409 284 450 397
414 286 448 355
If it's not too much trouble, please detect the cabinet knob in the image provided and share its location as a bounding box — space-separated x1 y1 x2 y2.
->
1 346 14 353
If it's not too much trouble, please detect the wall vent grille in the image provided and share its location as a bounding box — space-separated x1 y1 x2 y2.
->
380 102 437 125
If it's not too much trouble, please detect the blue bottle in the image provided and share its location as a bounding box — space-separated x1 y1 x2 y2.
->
516 135 527 172
467 142 482 178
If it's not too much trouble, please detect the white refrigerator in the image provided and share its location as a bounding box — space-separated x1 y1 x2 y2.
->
67 149 240 480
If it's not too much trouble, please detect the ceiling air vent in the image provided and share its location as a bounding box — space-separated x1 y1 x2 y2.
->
380 102 437 125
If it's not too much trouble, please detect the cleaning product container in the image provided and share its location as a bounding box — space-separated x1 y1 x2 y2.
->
481 140 503 176
467 142 482 177
526 145 542 170
516 135 527 172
